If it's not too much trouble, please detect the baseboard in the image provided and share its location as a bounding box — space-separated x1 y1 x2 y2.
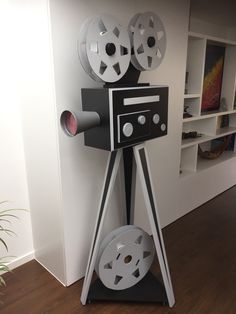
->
6 251 35 271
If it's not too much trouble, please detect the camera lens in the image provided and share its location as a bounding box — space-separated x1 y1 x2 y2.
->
61 111 78 136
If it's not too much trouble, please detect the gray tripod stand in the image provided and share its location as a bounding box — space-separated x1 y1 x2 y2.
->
80 142 175 307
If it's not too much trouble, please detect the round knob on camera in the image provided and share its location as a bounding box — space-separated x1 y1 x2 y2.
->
161 123 166 131
153 114 160 124
122 123 133 137
138 115 146 125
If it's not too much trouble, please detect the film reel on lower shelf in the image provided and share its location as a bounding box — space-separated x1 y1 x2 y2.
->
78 14 131 83
95 225 155 290
129 12 166 71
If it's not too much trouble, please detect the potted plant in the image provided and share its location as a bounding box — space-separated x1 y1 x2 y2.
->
0 201 24 288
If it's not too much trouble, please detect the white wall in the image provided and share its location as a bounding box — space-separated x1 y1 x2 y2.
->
12 0 67 284
0 1 34 270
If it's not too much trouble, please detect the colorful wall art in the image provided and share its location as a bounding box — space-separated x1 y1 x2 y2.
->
201 44 225 112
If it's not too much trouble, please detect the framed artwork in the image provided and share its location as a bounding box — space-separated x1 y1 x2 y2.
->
201 44 225 112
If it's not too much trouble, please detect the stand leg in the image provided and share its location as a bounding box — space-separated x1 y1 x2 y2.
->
133 143 175 307
80 150 122 305
123 147 136 225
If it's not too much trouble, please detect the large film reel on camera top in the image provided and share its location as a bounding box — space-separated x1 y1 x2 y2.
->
95 225 155 290
129 12 166 71
78 15 131 83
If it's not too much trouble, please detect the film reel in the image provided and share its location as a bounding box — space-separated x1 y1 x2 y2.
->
96 225 155 290
129 12 167 71
78 15 131 83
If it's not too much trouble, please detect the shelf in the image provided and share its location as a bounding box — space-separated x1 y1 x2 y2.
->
180 31 236 178
184 93 201 98
183 110 236 122
181 135 212 148
182 127 236 148
197 151 236 172
201 110 236 117
215 126 236 136
189 31 236 46
183 97 201 117
180 150 236 178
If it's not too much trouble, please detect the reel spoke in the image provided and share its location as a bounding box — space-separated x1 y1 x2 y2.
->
113 27 120 38
98 19 107 35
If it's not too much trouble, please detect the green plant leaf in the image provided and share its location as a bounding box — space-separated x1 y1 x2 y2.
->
0 208 27 213
0 274 6 285
0 238 8 252
0 201 9 206
0 264 10 273
0 214 19 220
0 228 17 236
0 218 11 222
0 256 15 261
0 275 6 286
0 210 19 216
0 202 28 294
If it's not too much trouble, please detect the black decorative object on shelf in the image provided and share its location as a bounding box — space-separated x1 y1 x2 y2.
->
199 135 232 159
182 131 202 140
220 97 228 112
221 115 229 128
185 71 189 94
183 105 193 118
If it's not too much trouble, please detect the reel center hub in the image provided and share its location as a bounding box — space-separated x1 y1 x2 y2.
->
147 36 156 48
124 255 132 264
105 42 116 56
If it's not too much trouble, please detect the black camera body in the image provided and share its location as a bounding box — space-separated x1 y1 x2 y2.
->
82 85 168 151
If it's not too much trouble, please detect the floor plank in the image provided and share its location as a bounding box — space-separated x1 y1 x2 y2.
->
1 185 236 313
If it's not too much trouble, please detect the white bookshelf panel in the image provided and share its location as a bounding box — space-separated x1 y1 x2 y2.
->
185 36 206 94
200 109 236 119
180 32 236 177
180 145 198 176
183 116 217 136
215 126 236 137
184 93 201 98
216 113 236 134
229 113 236 127
181 134 212 148
197 151 236 172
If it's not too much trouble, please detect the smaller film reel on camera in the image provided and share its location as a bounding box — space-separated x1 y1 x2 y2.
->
95 225 155 290
78 14 131 83
129 12 167 71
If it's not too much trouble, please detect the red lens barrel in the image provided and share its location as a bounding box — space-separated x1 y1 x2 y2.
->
60 111 78 137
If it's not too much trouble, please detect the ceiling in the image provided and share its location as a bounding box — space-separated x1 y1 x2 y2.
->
190 0 236 29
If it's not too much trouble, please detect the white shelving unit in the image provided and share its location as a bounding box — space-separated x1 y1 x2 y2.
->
180 32 236 177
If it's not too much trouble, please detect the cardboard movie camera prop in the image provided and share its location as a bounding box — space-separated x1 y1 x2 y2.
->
60 12 175 308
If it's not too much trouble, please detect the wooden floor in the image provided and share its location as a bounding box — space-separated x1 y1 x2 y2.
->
1 185 236 314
